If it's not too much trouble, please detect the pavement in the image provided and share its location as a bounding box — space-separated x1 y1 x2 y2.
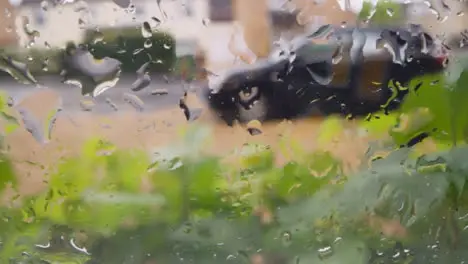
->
0 74 206 114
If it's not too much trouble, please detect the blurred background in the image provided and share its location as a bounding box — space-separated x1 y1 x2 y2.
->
0 0 467 76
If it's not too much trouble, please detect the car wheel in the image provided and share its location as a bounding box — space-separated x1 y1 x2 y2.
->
236 85 269 123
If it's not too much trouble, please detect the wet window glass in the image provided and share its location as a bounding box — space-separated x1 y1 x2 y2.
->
0 0 467 263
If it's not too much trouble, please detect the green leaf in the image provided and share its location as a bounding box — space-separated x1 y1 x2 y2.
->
0 153 16 194
317 117 344 147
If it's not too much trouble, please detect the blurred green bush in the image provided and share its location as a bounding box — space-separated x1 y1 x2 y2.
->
0 47 64 77
0 26 177 78
358 0 405 25
84 27 176 73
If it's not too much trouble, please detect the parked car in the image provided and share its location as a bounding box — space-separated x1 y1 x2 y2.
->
200 24 449 126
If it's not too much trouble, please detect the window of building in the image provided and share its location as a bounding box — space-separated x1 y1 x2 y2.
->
209 0 233 22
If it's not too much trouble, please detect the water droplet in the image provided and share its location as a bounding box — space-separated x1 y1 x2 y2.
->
61 44 121 97
4 8 11 18
17 108 46 144
45 100 62 141
350 28 367 64
141 21 153 38
282 231 292 246
377 30 406 65
457 11 464 16
80 99 95 112
123 93 145 112
179 93 202 121
42 58 49 71
202 18 210 26
144 39 153 49
126 3 136 14
91 31 104 44
0 55 38 85
40 0 49 11
69 238 91 255
22 16 40 48
317 245 333 260
7 96 15 107
112 0 131 8
105 98 118 111
163 43 171 50
226 254 236 261
78 18 86 27
131 62 151 91
246 120 262 136
156 0 167 19
133 48 144 55
386 8 394 17
306 66 333 85
151 16 161 27
150 88 168 96
182 222 192 233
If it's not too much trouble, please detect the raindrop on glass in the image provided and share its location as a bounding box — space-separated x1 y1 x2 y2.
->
151 16 161 27
17 108 46 144
386 8 394 17
246 120 262 136
131 62 151 92
141 21 153 39
144 39 153 49
40 0 49 11
282 231 292 247
45 101 62 141
150 88 168 96
0 55 38 85
105 98 119 111
123 93 145 112
202 18 210 26
61 44 121 97
80 99 95 112
317 245 334 260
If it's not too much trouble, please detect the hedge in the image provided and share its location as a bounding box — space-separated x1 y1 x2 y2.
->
0 26 177 78
84 27 176 73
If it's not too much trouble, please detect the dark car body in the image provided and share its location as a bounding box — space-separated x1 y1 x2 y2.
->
201 25 449 126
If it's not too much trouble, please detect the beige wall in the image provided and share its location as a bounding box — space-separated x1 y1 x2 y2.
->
290 0 357 26
234 0 272 58
0 1 18 47
231 0 358 58
406 1 468 39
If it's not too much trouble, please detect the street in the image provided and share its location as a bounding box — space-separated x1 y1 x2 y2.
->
0 74 202 114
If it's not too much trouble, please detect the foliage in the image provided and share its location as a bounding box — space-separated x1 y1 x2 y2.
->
1 118 468 263
0 47 64 76
359 0 404 26
84 27 176 73
0 27 177 78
